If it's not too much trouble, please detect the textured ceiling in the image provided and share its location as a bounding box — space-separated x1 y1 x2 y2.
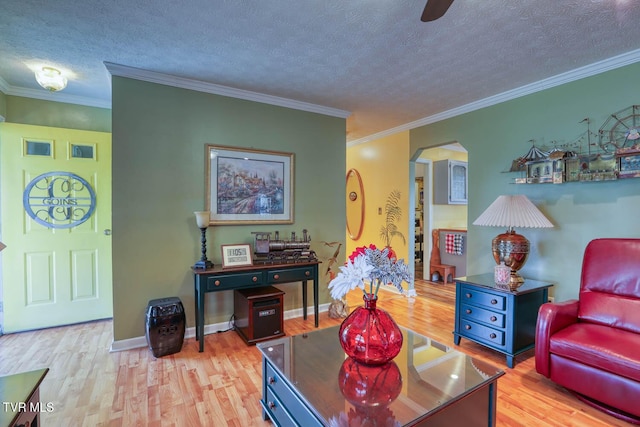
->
1 0 640 142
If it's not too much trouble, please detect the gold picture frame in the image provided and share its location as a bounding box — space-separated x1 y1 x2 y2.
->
206 145 294 225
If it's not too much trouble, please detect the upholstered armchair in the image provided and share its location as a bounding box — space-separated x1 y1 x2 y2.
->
535 238 640 424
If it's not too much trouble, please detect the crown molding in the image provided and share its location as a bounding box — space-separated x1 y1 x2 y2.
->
0 75 10 94
104 62 351 119
347 48 640 147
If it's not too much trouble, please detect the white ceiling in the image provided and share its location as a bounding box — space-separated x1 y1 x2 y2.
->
1 0 640 143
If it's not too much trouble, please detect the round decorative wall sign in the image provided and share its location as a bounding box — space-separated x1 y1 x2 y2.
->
23 171 96 229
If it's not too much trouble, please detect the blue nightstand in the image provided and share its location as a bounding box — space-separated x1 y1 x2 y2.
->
453 274 553 368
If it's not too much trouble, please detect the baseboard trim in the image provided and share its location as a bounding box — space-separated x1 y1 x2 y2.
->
109 303 330 352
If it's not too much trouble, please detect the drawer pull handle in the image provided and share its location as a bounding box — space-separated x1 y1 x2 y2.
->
214 280 221 286
491 299 498 305
268 401 276 410
490 316 497 322
252 276 258 282
465 309 471 314
490 333 497 339
274 274 280 280
465 293 472 299
305 271 310 276
465 324 471 330
268 376 276 385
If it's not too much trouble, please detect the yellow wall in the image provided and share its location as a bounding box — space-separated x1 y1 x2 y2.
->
418 147 468 229
346 132 411 264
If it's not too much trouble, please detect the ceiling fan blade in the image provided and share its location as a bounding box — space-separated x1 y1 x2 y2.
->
421 0 455 22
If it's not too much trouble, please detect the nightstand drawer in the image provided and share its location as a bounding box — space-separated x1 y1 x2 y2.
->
460 303 505 328
268 267 313 284
206 272 263 290
460 319 505 348
460 285 506 311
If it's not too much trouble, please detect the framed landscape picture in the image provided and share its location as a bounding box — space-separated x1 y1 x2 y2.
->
206 145 294 225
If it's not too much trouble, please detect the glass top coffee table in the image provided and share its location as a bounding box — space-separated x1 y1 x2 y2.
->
257 325 504 426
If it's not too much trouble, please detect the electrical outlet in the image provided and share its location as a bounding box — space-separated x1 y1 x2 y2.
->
548 296 555 303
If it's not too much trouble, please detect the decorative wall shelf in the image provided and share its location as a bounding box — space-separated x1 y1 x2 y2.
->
505 104 640 185
507 145 640 185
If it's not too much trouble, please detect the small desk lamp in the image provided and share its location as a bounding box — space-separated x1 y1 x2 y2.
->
473 195 553 289
193 211 213 269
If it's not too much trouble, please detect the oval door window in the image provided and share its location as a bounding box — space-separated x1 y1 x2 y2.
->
346 169 365 240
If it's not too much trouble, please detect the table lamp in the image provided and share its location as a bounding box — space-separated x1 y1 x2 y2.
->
473 195 553 289
193 211 213 269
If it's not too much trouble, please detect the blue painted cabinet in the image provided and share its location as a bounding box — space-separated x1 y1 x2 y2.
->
453 274 553 368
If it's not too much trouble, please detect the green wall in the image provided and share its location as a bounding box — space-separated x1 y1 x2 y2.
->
2 95 110 132
111 77 346 341
410 62 640 303
0 92 6 119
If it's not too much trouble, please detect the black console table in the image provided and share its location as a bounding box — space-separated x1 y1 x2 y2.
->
192 261 320 352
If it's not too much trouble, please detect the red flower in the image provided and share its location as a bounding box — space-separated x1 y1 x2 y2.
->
385 246 396 260
348 245 375 262
348 244 397 263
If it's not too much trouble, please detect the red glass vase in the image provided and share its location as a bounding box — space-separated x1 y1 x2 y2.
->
338 294 403 365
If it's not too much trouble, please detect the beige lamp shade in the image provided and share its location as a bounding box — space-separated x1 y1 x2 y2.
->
194 211 210 228
473 195 553 229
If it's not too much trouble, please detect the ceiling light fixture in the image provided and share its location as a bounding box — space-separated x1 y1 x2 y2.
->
35 67 67 92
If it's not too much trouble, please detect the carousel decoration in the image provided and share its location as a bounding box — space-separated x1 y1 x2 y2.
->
507 105 640 184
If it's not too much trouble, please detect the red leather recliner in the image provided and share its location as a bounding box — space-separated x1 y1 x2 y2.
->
535 238 640 425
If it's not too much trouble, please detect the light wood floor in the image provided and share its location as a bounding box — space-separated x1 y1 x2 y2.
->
0 280 632 426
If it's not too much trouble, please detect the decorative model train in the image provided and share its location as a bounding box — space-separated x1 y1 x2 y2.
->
252 229 317 264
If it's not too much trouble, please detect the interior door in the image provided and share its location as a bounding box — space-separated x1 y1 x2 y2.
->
0 123 112 333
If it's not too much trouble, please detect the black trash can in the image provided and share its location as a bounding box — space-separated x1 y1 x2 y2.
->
145 297 186 357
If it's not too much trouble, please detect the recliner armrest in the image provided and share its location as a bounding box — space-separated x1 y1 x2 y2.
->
535 300 579 377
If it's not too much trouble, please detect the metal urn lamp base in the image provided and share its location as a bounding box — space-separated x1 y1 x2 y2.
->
492 229 530 290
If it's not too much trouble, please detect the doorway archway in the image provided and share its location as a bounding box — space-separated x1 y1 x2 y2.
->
409 143 468 288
